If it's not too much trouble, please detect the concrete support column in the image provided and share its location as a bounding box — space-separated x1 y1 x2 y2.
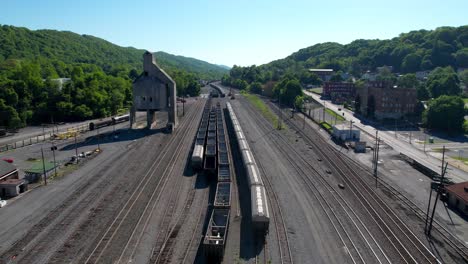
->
130 106 136 129
147 110 156 129
168 82 178 128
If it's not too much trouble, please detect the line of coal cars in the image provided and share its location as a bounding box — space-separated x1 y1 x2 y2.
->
226 102 270 232
192 101 270 260
191 100 233 259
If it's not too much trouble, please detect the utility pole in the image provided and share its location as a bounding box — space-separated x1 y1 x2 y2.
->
322 102 326 123
97 127 101 150
183 94 185 116
41 147 47 185
51 143 57 176
374 137 380 188
74 133 79 162
349 120 353 140
426 146 448 236
424 133 427 153
277 93 282 130
395 118 398 138
303 107 306 130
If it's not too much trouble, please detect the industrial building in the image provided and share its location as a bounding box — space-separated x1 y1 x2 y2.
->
131 51 177 130
332 124 360 141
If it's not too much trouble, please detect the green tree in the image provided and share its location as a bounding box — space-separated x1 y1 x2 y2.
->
454 48 468 68
74 104 93 120
401 53 422 73
423 95 465 132
460 69 468 85
426 67 460 98
281 79 303 107
397 74 418 88
0 99 22 128
294 95 305 110
249 82 263 94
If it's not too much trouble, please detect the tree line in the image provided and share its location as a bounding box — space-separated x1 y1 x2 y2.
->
223 25 468 133
0 25 224 129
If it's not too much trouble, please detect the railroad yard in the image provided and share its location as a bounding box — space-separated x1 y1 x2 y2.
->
0 84 467 264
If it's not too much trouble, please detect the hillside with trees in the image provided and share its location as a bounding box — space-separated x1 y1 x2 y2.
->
223 25 468 132
0 25 228 128
224 26 467 87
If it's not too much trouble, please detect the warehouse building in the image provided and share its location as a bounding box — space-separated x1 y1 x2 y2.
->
445 182 468 217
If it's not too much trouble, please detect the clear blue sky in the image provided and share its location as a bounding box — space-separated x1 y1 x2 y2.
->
1 0 467 67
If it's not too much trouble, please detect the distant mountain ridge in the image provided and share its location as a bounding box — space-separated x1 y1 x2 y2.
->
0 24 227 79
248 25 468 79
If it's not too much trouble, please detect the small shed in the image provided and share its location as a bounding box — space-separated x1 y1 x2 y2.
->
332 124 360 141
354 141 367 153
24 161 57 183
0 178 27 198
445 182 468 217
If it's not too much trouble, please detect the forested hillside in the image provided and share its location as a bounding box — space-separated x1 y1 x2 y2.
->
224 26 468 86
0 25 227 128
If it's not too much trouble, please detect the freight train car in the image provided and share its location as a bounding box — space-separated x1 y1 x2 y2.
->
89 119 113 131
112 114 130 124
203 209 230 260
214 182 231 208
226 102 270 234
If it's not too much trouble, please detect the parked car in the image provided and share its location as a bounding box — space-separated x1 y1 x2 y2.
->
2 158 14 163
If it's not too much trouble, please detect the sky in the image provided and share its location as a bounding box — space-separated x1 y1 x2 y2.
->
1 0 467 67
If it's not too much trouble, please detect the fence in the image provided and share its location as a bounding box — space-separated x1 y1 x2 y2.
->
0 124 88 153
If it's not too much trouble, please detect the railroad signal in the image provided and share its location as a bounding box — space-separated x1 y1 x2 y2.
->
50 146 58 151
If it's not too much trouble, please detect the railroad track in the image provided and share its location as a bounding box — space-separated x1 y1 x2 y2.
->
180 188 209 264
0 136 144 264
268 101 439 263
83 99 205 263
117 134 189 263
151 187 196 263
241 98 385 264
340 153 468 262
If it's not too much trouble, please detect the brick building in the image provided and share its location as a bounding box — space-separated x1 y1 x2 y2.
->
445 182 468 217
323 82 355 103
356 81 417 120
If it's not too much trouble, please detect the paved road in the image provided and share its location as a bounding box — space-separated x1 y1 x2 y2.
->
304 90 468 183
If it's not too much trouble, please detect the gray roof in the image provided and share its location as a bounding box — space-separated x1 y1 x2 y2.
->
0 160 17 177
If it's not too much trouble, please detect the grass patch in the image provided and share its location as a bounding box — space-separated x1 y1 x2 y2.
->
309 87 323 95
325 108 345 122
432 148 446 153
320 121 333 133
452 156 468 163
242 91 283 129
